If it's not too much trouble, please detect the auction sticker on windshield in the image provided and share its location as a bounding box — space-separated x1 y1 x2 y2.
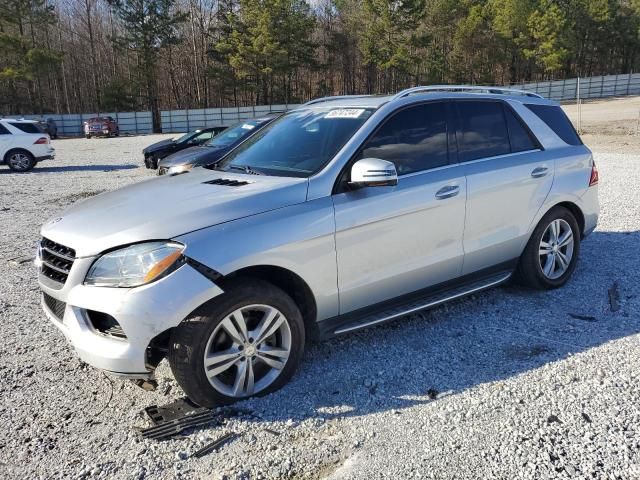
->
325 109 365 119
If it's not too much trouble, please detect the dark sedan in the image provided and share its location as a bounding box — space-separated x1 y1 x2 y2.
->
157 115 278 175
143 126 227 169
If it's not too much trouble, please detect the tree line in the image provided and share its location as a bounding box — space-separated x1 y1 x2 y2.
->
2 0 640 131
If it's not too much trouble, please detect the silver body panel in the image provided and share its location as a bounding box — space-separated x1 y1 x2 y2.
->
38 89 599 377
333 165 466 313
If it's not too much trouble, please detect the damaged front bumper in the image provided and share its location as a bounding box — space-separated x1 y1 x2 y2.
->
39 258 224 378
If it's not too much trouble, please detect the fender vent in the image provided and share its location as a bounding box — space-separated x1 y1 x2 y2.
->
203 178 249 187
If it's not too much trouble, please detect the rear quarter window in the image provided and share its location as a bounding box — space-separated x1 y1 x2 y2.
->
9 122 42 134
503 106 539 152
0 124 11 135
525 104 582 146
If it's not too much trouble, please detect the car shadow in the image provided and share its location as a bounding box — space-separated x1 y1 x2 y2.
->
218 229 639 424
0 164 139 174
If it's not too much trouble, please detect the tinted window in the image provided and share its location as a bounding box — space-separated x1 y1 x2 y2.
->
504 106 538 152
10 122 41 134
525 104 581 145
455 101 510 162
0 124 10 135
357 102 448 175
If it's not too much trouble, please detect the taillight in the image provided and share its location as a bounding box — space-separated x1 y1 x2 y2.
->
589 160 599 186
34 137 49 145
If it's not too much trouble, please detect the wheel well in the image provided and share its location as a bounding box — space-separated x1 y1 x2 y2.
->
221 265 319 340
4 148 33 163
145 265 319 366
555 201 585 237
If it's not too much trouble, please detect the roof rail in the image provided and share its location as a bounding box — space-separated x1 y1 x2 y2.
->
393 85 543 100
302 94 377 107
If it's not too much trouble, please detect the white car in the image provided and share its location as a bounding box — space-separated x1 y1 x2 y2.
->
0 118 55 172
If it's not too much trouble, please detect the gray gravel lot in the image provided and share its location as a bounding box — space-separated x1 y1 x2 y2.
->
1 134 639 480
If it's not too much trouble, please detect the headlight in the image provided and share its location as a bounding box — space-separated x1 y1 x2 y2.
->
85 242 185 287
166 164 193 175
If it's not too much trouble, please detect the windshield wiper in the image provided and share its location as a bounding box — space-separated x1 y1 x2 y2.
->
227 164 262 175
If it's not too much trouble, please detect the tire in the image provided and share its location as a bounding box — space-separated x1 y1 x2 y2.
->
6 150 36 172
516 206 581 290
85 135 91 139
169 278 305 407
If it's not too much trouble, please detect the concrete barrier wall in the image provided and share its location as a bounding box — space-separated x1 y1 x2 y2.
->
9 73 640 136
519 73 640 102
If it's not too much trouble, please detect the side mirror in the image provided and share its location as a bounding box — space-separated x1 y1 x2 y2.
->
350 158 398 188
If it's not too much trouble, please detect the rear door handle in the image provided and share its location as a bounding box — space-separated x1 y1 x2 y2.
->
435 185 460 200
531 166 549 178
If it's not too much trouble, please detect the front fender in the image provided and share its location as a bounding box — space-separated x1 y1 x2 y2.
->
175 197 339 320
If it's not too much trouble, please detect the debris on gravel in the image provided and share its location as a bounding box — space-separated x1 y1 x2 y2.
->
0 135 639 479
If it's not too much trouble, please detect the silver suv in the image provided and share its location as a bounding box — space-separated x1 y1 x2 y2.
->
38 86 599 407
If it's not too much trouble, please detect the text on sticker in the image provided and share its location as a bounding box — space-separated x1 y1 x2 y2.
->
325 109 365 119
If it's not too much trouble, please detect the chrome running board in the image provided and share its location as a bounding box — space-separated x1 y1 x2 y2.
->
333 272 512 335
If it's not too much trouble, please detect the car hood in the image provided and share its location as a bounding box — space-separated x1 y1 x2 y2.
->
41 169 309 257
159 145 228 168
144 139 175 153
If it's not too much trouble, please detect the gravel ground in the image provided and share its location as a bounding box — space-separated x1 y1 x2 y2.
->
1 133 639 480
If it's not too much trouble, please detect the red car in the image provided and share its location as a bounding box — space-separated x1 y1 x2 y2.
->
84 116 120 138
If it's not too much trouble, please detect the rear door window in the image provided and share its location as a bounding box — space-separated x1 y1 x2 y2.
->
455 101 511 162
9 122 41 134
524 104 582 145
357 102 449 175
503 106 538 152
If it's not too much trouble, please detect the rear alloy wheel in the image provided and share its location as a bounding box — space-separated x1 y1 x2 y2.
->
169 279 305 407
7 151 36 172
538 219 574 280
516 206 581 289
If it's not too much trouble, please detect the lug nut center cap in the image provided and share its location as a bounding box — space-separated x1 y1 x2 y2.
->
244 345 257 356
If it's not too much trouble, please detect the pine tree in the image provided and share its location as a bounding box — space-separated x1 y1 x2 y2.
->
0 0 60 113
218 0 316 104
107 0 186 131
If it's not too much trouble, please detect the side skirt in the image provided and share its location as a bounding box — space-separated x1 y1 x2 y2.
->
317 262 516 339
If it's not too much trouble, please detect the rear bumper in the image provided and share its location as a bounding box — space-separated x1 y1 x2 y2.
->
39 259 224 377
36 154 54 161
580 185 599 238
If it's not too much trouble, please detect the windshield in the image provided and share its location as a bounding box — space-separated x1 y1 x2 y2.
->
173 132 193 143
204 120 264 148
213 108 374 177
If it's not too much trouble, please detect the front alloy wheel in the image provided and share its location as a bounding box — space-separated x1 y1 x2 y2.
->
169 279 304 407
203 305 292 398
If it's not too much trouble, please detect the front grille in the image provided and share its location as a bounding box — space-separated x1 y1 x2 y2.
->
43 292 66 321
40 237 75 285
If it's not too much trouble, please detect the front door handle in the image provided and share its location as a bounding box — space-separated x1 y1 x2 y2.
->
435 185 460 200
531 166 549 178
